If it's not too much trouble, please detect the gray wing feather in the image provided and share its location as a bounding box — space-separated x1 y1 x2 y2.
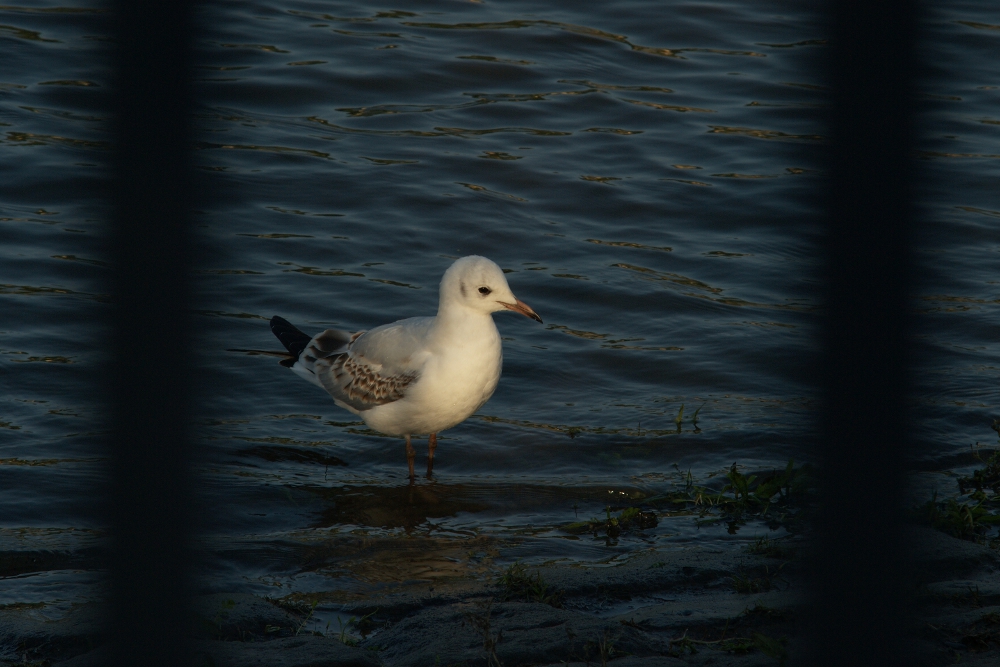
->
297 319 428 412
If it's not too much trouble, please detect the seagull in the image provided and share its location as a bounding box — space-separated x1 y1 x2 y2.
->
269 255 542 479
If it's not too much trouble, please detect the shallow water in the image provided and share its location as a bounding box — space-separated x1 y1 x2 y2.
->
1 0 997 620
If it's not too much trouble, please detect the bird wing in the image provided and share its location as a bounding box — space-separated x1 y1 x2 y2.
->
307 317 432 413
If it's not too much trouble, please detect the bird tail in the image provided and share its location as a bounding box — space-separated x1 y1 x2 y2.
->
270 316 312 367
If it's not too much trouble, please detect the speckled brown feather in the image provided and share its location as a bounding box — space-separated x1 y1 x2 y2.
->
316 353 417 410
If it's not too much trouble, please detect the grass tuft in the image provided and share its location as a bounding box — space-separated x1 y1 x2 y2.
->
462 599 503 667
731 562 786 594
642 459 813 535
668 628 788 664
918 445 1000 544
496 562 564 607
745 534 793 559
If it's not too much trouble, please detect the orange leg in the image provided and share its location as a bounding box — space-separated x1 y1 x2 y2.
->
405 435 415 479
426 433 438 479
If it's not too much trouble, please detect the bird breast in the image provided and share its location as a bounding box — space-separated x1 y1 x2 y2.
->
426 327 502 413
361 314 505 436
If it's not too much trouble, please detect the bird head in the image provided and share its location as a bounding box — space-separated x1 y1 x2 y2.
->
439 255 542 323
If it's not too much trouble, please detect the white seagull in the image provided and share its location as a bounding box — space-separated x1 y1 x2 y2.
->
269 255 542 479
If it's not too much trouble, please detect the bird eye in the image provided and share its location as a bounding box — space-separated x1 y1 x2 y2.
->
478 286 491 295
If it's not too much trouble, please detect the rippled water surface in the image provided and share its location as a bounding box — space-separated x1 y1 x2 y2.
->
2 0 998 620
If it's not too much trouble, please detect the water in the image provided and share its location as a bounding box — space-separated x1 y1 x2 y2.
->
1 0 997 622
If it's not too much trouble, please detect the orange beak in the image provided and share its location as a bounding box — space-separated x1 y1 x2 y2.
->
500 298 542 323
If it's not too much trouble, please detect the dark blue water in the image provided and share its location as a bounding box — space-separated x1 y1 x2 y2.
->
1 0 997 623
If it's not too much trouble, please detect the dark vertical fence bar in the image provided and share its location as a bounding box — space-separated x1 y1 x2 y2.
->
109 1 194 666
815 0 917 664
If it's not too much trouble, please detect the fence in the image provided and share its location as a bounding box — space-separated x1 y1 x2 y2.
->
817 1 915 664
109 2 194 665
107 1 917 665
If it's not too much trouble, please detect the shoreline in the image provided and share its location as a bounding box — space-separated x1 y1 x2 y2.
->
3 524 998 666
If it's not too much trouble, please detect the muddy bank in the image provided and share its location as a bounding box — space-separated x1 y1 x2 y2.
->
3 525 998 666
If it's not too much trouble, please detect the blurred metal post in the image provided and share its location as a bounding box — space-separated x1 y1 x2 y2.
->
816 0 917 664
109 1 194 665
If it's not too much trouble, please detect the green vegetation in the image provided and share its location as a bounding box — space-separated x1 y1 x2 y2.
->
199 598 237 639
644 459 812 534
742 601 791 621
929 609 1000 652
295 599 318 636
560 505 658 540
583 628 618 667
731 562 785 594
668 628 788 664
332 609 378 646
745 534 794 559
462 600 503 667
269 597 383 644
496 561 564 607
692 403 705 429
919 445 1000 545
558 459 811 541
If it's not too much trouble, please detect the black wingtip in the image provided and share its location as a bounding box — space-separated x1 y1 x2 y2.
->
270 316 313 361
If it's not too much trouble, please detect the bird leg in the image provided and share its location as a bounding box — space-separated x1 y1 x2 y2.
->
405 434 416 480
426 433 437 479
